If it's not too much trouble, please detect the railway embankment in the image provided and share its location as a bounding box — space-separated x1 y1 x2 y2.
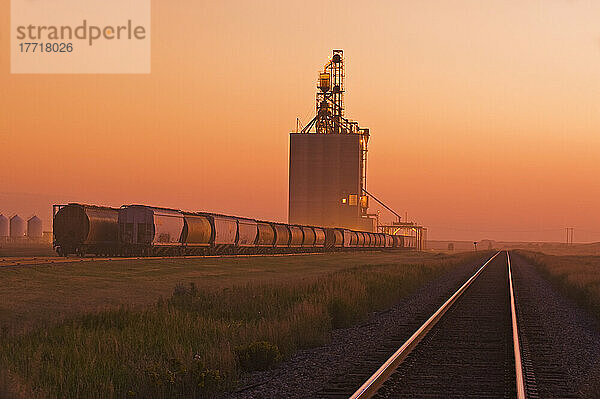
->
231 251 600 398
227 253 492 399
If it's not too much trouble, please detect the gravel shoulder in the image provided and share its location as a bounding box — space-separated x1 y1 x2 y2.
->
511 252 600 398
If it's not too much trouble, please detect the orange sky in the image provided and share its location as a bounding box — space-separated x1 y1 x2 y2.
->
2 0 600 242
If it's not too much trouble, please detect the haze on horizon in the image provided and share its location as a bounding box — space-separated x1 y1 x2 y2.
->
1 0 600 242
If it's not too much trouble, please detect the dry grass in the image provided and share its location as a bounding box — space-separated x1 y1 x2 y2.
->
0 251 452 333
0 251 483 398
506 242 600 256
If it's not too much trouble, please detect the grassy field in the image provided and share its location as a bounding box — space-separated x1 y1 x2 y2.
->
0 251 483 398
508 242 600 256
1 251 449 332
516 251 600 320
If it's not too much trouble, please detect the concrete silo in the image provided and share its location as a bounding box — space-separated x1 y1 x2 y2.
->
0 214 8 241
10 215 26 239
27 216 43 239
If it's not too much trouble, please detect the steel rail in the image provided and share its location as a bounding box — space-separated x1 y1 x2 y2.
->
508 251 527 399
0 250 400 268
0 252 331 268
349 251 502 399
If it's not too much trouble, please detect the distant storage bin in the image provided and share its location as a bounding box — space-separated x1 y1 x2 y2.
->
27 216 43 239
0 214 8 238
10 215 25 238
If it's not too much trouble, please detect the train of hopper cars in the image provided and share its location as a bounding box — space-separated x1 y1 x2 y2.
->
52 203 410 257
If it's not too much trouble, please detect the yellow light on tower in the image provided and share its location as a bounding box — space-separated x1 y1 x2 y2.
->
360 195 369 209
319 73 331 92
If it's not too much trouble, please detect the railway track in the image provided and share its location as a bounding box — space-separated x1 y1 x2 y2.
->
317 251 527 398
0 251 375 268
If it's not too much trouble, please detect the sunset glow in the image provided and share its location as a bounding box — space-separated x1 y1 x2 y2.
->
2 0 600 242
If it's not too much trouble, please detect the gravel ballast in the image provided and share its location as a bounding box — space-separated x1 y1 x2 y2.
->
511 252 600 398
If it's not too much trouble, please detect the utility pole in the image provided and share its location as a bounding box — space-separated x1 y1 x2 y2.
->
565 227 574 245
